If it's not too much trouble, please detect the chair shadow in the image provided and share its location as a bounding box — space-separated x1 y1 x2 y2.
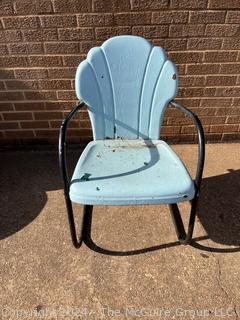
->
83 169 240 255
0 151 80 240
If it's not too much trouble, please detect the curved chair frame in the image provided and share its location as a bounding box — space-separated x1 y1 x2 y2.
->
59 100 205 248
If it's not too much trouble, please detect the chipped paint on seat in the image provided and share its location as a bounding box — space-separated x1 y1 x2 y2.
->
70 139 195 205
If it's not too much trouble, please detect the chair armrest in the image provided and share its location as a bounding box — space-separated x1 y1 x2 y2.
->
169 100 205 192
59 102 85 196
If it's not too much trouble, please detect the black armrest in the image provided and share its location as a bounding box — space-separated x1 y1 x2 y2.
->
59 102 85 196
169 100 205 192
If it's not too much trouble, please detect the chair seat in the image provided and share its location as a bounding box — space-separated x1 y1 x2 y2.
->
70 139 195 205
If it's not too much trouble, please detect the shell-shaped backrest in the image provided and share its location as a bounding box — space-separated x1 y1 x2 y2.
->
75 35 178 140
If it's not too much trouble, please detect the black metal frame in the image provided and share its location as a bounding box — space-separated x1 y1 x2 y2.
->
59 100 205 249
169 101 205 244
59 102 91 248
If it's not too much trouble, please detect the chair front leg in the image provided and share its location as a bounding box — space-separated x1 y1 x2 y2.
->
64 195 92 248
169 193 199 244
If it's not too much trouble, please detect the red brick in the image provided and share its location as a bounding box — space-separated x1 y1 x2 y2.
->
0 70 14 79
179 87 216 98
0 44 8 55
189 11 225 24
226 116 240 124
14 102 45 111
38 80 72 90
95 27 132 40
29 56 62 67
132 26 168 39
179 75 206 87
48 68 76 79
191 107 216 116
187 38 222 50
3 17 40 29
226 11 240 23
25 91 57 100
169 52 203 63
152 11 188 24
200 116 226 125
57 91 77 100
9 43 44 55
0 81 5 90
0 103 13 111
63 55 85 67
0 91 24 101
205 133 222 141
0 122 19 130
169 24 205 37
187 64 220 75
58 28 94 41
0 56 28 68
53 0 91 13
114 13 151 26
40 15 77 27
34 129 61 139
14 0 53 14
168 116 192 125
215 107 239 116
79 120 91 128
45 42 79 54
222 133 240 141
0 30 21 43
34 112 63 120
3 112 33 120
204 51 238 62
0 1 14 16
220 64 240 74
80 41 101 53
5 80 39 90
50 119 79 128
5 130 35 139
22 29 58 42
170 0 207 9
20 121 49 129
162 39 187 51
208 0 240 9
215 87 240 97
175 64 186 75
15 69 48 80
222 38 240 50
200 98 232 108
205 24 240 37
78 13 114 27
233 98 240 106
45 101 74 110
210 124 238 133
93 0 130 12
206 76 237 86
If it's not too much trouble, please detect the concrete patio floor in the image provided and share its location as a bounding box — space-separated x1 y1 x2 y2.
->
0 143 239 319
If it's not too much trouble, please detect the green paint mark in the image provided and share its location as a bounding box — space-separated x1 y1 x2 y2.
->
80 173 91 181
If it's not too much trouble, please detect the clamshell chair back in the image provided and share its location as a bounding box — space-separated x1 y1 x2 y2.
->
75 35 178 140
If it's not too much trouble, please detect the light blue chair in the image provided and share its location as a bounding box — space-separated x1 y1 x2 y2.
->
59 36 205 249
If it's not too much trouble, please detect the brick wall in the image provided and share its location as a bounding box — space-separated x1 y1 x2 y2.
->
0 0 240 145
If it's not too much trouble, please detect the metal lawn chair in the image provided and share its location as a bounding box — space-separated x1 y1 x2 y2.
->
59 35 205 249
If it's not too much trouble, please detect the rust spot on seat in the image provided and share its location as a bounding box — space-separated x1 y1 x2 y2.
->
172 73 176 80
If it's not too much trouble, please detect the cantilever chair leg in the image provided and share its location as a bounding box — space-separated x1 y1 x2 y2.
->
169 194 199 245
64 194 92 248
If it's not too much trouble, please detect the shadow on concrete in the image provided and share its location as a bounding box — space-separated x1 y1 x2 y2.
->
0 151 80 240
0 151 239 255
